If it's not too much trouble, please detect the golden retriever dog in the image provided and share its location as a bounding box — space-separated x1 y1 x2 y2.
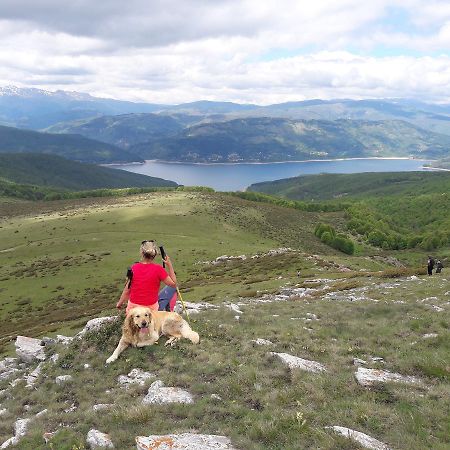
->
106 306 199 364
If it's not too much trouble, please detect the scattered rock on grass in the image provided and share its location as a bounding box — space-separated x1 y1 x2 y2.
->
142 380 194 405
0 418 31 449
55 375 73 385
327 426 391 450
0 358 20 382
251 338 273 346
26 362 44 388
86 429 114 448
355 367 421 387
270 352 327 373
118 368 155 388
422 333 438 339
136 433 236 450
15 336 46 363
93 404 114 411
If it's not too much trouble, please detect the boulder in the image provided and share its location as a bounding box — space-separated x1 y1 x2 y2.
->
355 367 421 387
118 368 156 388
136 433 236 450
86 429 114 448
15 336 46 363
270 352 327 373
142 380 194 405
327 426 391 450
77 316 117 338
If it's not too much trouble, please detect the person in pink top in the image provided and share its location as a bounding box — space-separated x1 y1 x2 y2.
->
116 240 177 314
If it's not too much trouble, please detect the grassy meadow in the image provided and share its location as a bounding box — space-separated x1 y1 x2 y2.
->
0 191 449 449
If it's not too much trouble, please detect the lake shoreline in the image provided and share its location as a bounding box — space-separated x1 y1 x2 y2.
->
105 156 434 167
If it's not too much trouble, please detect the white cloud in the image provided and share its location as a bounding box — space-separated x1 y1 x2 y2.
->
0 0 449 103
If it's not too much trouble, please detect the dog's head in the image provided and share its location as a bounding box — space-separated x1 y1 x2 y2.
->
124 306 152 338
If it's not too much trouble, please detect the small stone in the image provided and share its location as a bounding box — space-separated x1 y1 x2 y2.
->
327 426 391 450
43 431 56 444
64 403 77 413
136 433 236 450
35 409 48 418
142 380 194 405
210 394 222 401
251 338 273 346
50 354 60 363
0 409 7 416
93 404 113 411
355 367 421 387
84 363 91 369
353 358 368 366
270 352 327 373
118 368 155 388
55 375 73 385
225 303 243 314
15 336 46 363
56 335 74 345
86 429 114 448
422 333 438 339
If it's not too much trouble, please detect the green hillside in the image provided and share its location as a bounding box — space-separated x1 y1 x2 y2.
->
249 171 450 251
0 191 448 449
248 171 450 200
130 118 450 162
46 113 184 148
0 153 177 193
0 125 141 163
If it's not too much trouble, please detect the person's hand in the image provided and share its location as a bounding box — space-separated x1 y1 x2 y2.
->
116 301 123 310
163 255 173 267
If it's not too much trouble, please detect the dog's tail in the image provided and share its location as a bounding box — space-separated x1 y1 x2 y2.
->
181 321 200 344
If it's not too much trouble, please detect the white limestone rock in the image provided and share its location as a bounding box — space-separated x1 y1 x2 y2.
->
355 367 421 387
225 303 243 314
77 316 117 338
175 301 217 315
15 336 46 363
422 333 438 339
86 429 114 448
142 380 194 405
136 433 236 450
93 404 114 411
50 354 60 364
270 352 327 373
118 368 156 388
0 358 18 373
56 375 73 385
26 362 44 388
251 338 274 346
0 409 7 416
56 334 74 345
0 418 31 449
327 426 391 450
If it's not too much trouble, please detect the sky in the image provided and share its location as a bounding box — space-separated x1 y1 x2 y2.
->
0 0 450 104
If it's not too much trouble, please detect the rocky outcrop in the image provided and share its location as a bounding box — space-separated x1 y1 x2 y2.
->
86 429 114 448
0 418 31 449
327 426 391 450
270 352 327 373
355 367 421 387
15 336 46 363
77 316 117 338
136 433 236 450
142 380 194 405
0 358 20 382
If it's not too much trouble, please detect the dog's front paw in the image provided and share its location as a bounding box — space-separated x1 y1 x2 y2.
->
106 356 116 364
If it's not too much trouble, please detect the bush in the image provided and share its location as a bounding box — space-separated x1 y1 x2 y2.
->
315 223 355 254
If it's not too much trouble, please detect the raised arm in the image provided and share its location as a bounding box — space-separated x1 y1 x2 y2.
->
162 255 177 288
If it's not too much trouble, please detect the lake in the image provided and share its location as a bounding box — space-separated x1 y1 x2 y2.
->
112 158 432 191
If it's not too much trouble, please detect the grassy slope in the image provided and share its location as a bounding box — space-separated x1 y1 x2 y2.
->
0 192 448 449
0 153 177 191
0 124 141 163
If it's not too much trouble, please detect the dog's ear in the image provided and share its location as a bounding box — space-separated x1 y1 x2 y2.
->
123 313 138 340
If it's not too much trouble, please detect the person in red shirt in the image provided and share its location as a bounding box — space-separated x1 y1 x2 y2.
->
116 240 177 314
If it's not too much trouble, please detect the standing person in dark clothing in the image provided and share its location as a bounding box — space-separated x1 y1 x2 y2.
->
427 256 435 276
435 260 444 274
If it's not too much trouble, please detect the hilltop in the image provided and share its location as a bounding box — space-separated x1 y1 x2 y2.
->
0 153 177 194
0 125 140 164
0 190 448 449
